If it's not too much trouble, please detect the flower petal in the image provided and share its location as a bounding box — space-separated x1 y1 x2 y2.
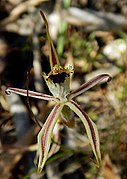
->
40 11 60 68
68 74 111 99
48 122 63 158
37 104 63 174
66 100 101 167
61 105 75 128
5 87 54 101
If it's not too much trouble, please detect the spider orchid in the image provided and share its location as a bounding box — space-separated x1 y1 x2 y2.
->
5 11 111 174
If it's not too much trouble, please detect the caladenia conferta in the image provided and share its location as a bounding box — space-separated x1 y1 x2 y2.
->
5 10 112 174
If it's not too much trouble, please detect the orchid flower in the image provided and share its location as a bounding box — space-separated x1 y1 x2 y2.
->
5 11 111 174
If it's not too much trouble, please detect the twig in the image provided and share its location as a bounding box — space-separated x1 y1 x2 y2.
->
0 0 48 27
0 125 36 178
26 71 42 128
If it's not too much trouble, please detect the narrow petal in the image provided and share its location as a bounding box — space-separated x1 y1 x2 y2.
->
5 87 54 101
37 104 63 174
66 100 101 167
68 74 111 99
40 11 60 68
48 122 63 158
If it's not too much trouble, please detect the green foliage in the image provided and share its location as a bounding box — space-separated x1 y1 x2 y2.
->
62 0 71 9
69 32 102 62
57 20 67 57
118 31 127 43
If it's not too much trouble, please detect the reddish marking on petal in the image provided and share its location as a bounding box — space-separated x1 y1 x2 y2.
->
51 45 58 67
5 87 53 100
41 104 60 156
71 100 97 151
72 74 110 94
68 74 111 99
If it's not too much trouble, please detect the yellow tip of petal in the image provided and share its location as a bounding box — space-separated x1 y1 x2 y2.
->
37 167 42 175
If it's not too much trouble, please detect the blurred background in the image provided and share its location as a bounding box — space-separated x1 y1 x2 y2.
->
0 0 127 178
